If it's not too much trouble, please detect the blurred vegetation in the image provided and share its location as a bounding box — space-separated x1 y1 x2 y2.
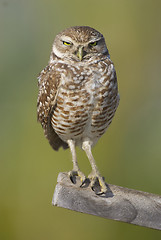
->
1 0 161 239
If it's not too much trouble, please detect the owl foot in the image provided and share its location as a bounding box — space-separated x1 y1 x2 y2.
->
88 172 107 195
68 169 86 186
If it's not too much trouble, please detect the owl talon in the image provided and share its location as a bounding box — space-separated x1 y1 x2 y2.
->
80 178 88 187
69 173 76 184
68 170 86 186
89 173 107 195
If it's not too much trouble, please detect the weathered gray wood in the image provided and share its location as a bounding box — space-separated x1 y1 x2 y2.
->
52 172 161 230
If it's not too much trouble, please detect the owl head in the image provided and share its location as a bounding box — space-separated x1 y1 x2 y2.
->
50 26 109 63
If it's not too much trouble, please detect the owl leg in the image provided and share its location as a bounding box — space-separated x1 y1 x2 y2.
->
67 139 86 184
82 140 107 195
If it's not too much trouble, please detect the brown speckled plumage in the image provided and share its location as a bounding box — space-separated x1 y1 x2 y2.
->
37 26 119 194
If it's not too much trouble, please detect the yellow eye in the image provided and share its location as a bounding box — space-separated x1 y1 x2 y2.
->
63 41 71 46
89 41 97 46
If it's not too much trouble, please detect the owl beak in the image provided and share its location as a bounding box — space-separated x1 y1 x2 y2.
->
76 46 85 61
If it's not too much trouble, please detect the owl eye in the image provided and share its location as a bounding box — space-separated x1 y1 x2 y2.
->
63 41 71 46
89 41 98 47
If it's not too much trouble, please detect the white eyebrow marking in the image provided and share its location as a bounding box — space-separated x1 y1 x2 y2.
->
61 35 73 43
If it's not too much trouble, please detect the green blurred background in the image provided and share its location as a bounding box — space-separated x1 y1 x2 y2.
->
1 0 161 239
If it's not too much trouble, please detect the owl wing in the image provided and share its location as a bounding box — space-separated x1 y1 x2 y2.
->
37 64 68 151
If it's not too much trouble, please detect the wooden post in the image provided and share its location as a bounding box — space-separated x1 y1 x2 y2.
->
52 172 161 230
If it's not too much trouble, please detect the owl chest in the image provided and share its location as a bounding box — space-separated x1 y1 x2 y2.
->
51 75 111 140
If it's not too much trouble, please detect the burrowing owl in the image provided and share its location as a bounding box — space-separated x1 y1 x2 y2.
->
37 26 119 194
